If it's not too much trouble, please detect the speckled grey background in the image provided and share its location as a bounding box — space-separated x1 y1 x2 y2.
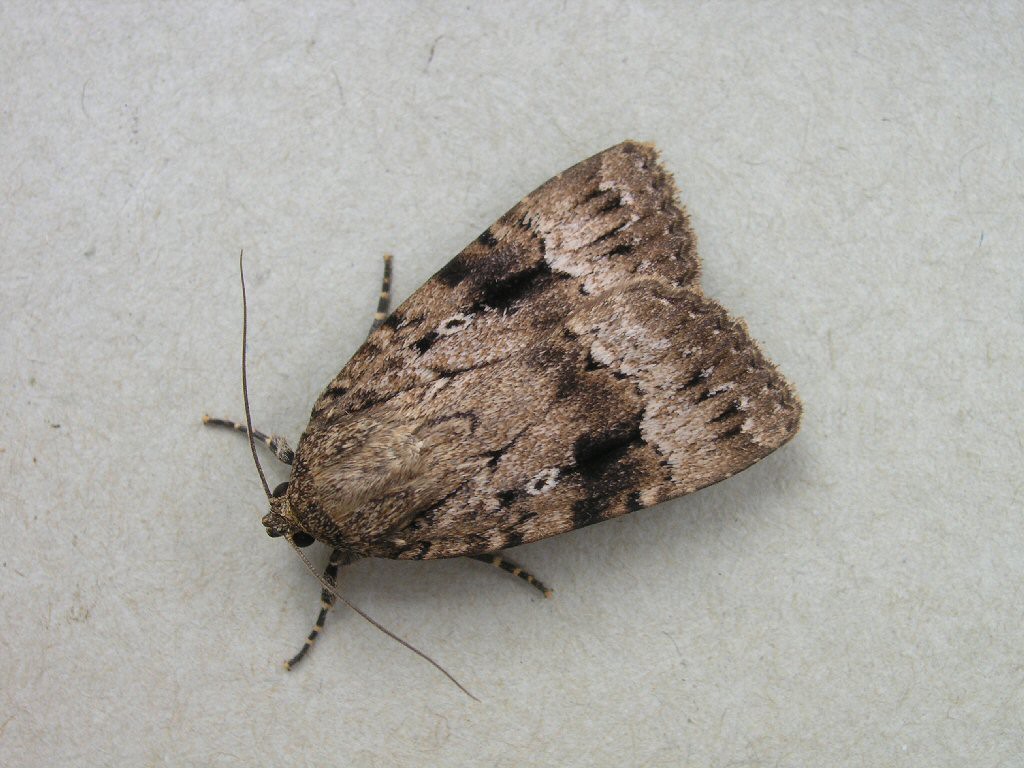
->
2 2 1022 765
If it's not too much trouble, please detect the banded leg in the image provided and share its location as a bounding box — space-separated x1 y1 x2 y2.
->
202 415 295 465
369 253 394 333
287 255 395 668
284 547 346 670
205 255 391 464
470 554 553 599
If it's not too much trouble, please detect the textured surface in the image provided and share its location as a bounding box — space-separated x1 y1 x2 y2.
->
2 3 1023 767
286 142 800 558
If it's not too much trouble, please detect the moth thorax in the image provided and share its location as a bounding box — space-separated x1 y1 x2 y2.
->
314 421 425 513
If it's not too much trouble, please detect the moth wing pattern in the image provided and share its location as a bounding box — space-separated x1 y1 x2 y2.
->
293 141 801 559
315 141 701 410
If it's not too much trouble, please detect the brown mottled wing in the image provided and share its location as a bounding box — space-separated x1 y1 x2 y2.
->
314 142 699 413
299 141 801 559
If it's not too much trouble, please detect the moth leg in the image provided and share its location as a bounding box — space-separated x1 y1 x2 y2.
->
201 415 295 465
284 547 345 670
470 554 553 599
368 253 394 333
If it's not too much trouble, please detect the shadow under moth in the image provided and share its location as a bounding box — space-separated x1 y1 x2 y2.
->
207 140 801 695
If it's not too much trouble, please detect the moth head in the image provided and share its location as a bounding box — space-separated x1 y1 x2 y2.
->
263 481 315 547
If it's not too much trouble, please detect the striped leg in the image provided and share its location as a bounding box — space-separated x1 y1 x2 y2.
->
470 554 553 599
205 255 392 464
369 254 394 333
210 255 396 670
202 415 295 465
284 547 346 670
286 256 395 667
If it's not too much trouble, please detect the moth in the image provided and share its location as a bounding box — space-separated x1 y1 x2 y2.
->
208 140 801 678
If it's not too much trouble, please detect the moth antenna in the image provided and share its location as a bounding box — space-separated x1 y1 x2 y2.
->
239 249 272 500
286 540 479 702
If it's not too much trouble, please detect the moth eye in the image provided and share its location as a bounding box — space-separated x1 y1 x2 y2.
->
291 532 315 548
272 482 289 498
266 529 283 538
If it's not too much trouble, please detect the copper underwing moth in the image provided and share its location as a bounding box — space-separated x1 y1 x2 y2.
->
208 140 801 686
